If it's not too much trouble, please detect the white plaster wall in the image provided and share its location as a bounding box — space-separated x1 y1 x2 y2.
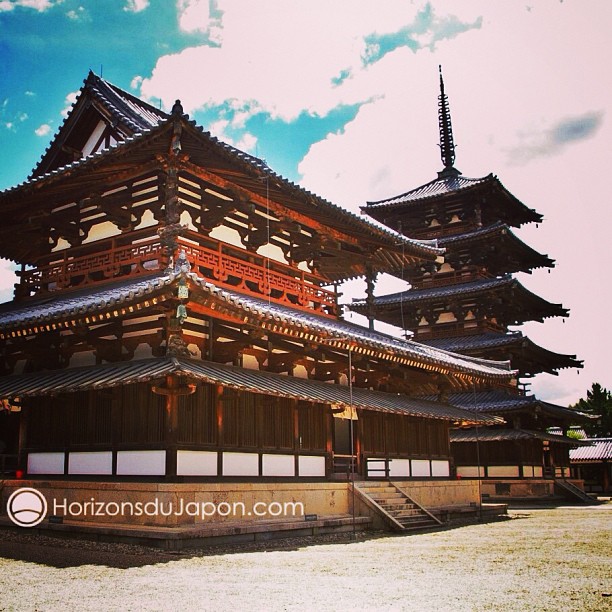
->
68 350 96 368
133 208 157 230
487 465 520 478
523 465 534 477
262 454 295 477
366 459 388 477
389 458 411 477
456 466 485 478
209 225 244 248
116 450 166 476
431 460 450 477
28 452 65 475
82 221 121 244
298 455 326 477
177 450 218 476
293 364 308 379
411 459 431 477
68 452 113 475
242 354 259 370
222 452 259 476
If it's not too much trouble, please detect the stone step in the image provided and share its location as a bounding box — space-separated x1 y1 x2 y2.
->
356 481 441 532
376 498 417 507
357 486 397 494
368 491 406 499
387 507 426 517
398 518 438 530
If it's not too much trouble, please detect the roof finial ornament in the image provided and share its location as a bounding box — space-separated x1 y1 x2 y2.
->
171 99 184 115
437 65 460 178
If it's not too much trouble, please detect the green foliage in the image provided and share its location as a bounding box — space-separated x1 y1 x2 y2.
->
570 383 612 438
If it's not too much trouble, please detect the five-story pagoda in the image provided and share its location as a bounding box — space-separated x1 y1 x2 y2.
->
354 68 587 499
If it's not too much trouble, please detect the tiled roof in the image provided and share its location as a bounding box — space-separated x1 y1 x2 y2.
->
421 332 582 373
87 72 168 132
357 276 513 305
361 172 542 226
436 222 554 269
0 271 515 381
422 332 525 352
451 427 589 445
0 73 442 266
365 174 491 209
429 390 591 423
353 275 569 320
427 390 539 413
570 438 612 462
186 273 514 380
0 275 173 332
0 356 498 424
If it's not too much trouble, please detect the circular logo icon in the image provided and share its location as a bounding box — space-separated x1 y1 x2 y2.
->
6 487 48 527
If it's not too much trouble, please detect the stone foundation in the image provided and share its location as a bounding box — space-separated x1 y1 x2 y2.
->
1 480 349 527
480 478 585 501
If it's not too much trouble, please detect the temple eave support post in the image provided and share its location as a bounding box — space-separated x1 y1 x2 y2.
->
152 374 196 480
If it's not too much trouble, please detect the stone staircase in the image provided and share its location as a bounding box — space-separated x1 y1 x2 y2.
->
355 481 442 532
554 479 600 504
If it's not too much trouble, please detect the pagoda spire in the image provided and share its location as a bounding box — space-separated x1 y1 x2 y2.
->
437 65 460 178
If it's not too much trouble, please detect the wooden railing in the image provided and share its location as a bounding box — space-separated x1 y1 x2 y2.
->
18 231 163 297
412 269 492 290
178 232 337 317
413 320 505 341
17 229 338 317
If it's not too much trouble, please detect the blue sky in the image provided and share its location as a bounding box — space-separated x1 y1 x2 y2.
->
1 0 611 405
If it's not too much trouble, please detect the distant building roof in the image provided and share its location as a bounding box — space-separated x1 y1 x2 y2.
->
570 438 612 462
351 275 570 324
362 172 542 227
422 332 582 376
451 427 589 445
423 389 591 423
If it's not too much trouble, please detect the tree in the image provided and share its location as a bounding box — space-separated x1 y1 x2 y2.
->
570 383 612 438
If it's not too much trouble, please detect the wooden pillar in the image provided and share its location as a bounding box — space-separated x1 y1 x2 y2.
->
353 411 362 477
325 405 333 477
17 404 29 472
152 375 195 480
215 384 223 477
365 265 377 331
293 400 300 476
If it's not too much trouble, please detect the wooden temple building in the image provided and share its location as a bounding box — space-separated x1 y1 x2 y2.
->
354 68 588 501
0 73 520 536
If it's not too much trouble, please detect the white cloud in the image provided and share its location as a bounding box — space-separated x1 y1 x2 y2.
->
207 118 257 153
66 7 85 20
140 0 446 122
0 260 17 303
61 91 79 118
133 0 612 403
177 0 209 32
35 123 51 136
504 112 604 165
124 0 149 12
0 0 55 12
130 75 143 90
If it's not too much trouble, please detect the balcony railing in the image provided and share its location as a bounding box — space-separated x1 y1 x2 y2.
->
17 229 338 317
412 269 492 290
177 231 338 317
17 230 163 297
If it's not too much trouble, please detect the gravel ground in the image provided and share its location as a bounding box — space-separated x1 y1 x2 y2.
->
0 503 610 611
